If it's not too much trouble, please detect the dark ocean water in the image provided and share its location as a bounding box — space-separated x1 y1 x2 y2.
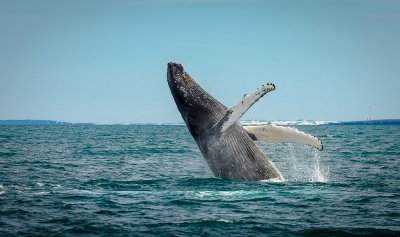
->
0 125 399 236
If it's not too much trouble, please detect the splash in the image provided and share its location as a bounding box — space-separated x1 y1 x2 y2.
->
310 149 329 182
266 143 329 182
260 177 285 183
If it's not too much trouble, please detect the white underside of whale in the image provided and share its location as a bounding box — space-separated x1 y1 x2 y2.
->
243 124 323 151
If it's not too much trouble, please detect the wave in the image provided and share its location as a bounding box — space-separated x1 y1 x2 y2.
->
120 120 340 126
133 120 339 126
0 184 5 195
240 120 339 126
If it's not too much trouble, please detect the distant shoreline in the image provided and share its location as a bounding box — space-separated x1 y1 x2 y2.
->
327 119 400 126
0 120 95 126
0 119 399 126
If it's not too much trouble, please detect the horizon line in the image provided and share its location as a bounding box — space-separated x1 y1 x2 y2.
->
1 118 400 126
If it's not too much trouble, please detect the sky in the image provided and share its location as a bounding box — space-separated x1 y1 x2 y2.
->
0 0 399 124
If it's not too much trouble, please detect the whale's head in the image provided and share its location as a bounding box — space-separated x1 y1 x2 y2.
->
167 62 225 138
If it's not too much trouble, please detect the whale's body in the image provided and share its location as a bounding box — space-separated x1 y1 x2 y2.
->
167 63 322 181
197 123 283 181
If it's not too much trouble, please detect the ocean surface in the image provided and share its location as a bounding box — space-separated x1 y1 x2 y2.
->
0 125 399 236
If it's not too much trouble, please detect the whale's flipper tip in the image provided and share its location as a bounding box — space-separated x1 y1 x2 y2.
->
318 138 324 151
214 83 276 133
265 83 275 91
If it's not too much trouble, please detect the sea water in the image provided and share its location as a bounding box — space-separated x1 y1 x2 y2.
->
0 125 399 236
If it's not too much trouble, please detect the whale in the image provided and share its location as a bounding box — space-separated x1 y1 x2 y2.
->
167 62 323 181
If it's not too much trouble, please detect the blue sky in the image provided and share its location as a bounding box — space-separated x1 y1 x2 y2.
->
0 0 399 124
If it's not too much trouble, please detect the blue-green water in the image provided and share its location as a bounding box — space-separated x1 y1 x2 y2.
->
0 125 399 236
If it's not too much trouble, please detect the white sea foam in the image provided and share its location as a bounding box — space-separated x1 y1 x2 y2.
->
216 218 233 223
192 190 265 198
33 191 50 195
260 177 285 183
0 184 5 195
241 120 339 126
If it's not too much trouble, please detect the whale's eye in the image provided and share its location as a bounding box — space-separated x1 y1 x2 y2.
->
188 116 196 124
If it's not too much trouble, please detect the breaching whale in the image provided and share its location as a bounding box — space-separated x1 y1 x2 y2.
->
167 62 323 181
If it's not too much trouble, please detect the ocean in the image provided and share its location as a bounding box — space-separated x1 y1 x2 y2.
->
0 125 399 236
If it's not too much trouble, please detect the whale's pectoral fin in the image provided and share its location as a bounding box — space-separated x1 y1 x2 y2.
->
213 83 276 133
243 124 324 151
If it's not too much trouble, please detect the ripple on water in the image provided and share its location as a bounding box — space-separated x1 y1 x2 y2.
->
0 125 399 236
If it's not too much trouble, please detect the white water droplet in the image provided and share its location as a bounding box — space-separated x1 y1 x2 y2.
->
311 149 329 182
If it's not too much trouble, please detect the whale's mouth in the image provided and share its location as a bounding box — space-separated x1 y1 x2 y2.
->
167 62 184 86
167 62 229 139
168 63 204 140
167 62 189 106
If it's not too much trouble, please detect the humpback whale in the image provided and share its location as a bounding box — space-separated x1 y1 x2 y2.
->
167 62 323 181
